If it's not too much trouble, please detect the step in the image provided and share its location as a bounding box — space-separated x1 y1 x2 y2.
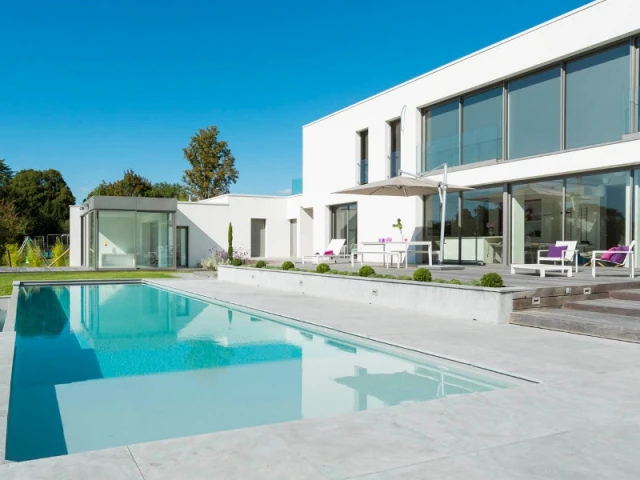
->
610 289 640 301
563 298 640 317
510 309 640 343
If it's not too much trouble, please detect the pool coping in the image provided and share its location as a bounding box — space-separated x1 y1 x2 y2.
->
1 278 534 465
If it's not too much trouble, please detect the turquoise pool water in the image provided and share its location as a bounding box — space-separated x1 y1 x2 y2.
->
7 284 513 461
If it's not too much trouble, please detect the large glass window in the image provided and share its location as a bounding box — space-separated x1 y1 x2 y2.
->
424 192 459 263
565 171 628 253
508 68 561 159
359 130 368 185
565 44 631 149
389 120 401 177
460 188 504 264
136 212 174 268
511 180 564 264
462 88 503 164
331 203 357 253
423 100 459 172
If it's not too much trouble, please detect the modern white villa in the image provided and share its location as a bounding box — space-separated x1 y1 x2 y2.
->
69 0 640 270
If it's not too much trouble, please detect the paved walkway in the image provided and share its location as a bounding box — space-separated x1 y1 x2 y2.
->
1 277 640 479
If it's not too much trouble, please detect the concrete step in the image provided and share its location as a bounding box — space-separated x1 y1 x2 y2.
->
610 289 640 301
563 298 640 317
510 309 640 343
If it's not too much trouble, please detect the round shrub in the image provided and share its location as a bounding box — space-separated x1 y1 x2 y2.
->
413 268 432 282
231 258 243 267
358 265 376 277
480 272 504 288
255 260 266 268
282 261 295 270
449 279 462 285
316 263 330 273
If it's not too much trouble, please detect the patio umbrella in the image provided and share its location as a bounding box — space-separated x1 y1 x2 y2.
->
334 168 472 265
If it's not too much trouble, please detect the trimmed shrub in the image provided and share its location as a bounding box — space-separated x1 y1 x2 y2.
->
231 258 243 267
397 275 413 281
480 272 504 288
358 265 375 277
255 260 266 268
449 279 462 285
413 268 432 282
316 263 330 273
282 261 295 270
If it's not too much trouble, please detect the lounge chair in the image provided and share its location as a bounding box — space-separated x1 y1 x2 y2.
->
589 240 635 278
302 239 349 265
537 241 578 272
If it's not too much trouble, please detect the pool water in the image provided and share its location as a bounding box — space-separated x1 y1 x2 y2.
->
7 284 513 461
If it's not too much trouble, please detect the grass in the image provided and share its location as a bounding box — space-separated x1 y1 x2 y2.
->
0 271 176 296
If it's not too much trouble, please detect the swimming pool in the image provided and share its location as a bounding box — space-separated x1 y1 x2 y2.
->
7 283 515 461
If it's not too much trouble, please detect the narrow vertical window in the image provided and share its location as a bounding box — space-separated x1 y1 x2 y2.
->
359 130 368 185
389 119 401 177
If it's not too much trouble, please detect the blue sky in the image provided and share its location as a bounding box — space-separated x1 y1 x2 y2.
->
0 0 590 202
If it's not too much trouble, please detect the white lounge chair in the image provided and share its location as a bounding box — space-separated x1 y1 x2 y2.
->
302 239 349 265
511 263 573 278
589 240 636 278
537 241 579 272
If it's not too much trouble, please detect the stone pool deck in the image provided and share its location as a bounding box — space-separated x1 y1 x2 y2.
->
1 276 640 479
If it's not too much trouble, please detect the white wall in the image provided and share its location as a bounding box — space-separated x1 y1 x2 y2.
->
300 0 640 254
69 206 83 267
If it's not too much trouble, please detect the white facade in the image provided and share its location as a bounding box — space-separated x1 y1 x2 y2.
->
70 0 640 268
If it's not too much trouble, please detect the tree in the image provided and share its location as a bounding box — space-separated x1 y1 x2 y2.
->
0 199 24 263
86 169 153 199
182 126 239 200
0 159 13 197
7 169 75 236
148 182 190 200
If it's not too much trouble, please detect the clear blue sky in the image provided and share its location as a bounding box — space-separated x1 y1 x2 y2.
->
0 0 590 202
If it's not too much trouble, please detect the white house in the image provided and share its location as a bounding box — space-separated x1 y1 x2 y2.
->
70 0 640 269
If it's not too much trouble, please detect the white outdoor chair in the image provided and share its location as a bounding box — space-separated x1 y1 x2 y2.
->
590 240 636 278
302 239 349 265
537 241 579 272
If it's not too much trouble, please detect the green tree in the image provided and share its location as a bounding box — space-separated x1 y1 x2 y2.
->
148 182 190 200
0 199 24 264
0 159 13 197
182 126 239 200
7 169 76 236
86 169 153 199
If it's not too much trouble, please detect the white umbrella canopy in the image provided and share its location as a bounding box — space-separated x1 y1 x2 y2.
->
333 175 471 197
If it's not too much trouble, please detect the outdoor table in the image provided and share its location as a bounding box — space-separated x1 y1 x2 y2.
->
352 241 433 268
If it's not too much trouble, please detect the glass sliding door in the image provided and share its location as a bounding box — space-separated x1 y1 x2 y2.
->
511 180 564 264
87 211 95 269
331 203 357 254
136 212 174 268
565 171 628 253
97 211 136 268
460 188 504 264
424 192 460 263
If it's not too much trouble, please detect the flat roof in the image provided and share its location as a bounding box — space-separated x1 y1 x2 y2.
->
85 196 177 213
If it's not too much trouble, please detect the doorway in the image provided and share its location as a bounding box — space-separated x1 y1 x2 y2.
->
176 227 188 268
251 219 266 257
289 219 298 258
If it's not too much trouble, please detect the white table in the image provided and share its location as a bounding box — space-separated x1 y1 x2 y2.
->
351 241 433 268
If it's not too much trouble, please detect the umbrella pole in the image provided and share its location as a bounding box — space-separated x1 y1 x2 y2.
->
439 165 448 266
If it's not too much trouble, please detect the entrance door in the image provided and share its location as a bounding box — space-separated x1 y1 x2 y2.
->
251 219 266 257
176 227 188 267
289 219 297 258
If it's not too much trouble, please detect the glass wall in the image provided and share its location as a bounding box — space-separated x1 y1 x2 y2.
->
460 188 504 264
565 171 628 253
331 203 358 253
462 88 503 164
94 210 175 269
565 44 630 149
508 68 561 159
423 100 459 171
511 180 564 264
424 192 459 263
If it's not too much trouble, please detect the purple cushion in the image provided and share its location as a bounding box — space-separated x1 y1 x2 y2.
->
600 247 618 261
609 245 629 265
547 245 567 259
324 250 334 255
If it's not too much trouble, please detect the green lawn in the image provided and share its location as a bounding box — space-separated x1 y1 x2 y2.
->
0 271 176 296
